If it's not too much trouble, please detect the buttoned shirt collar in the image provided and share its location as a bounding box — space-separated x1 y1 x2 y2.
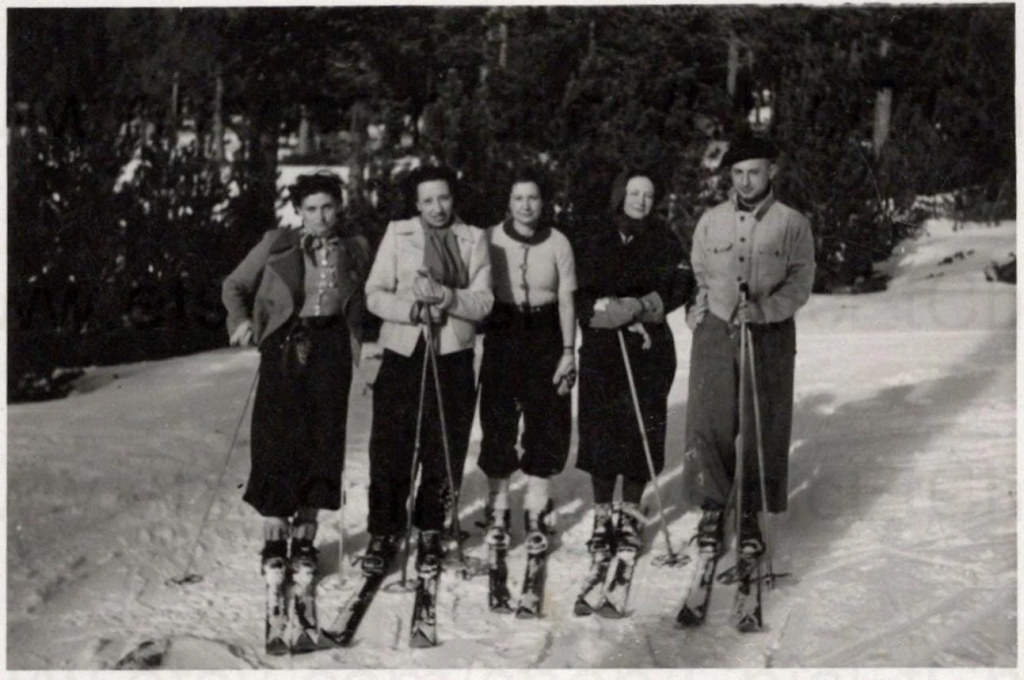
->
730 189 776 221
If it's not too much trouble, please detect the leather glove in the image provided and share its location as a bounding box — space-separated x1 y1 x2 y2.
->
637 292 665 324
552 353 576 395
410 301 446 325
229 320 254 346
413 273 447 305
735 299 766 325
426 305 447 325
625 322 652 349
590 297 643 329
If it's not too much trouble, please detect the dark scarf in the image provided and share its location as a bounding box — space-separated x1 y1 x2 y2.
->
422 218 469 288
502 218 552 246
613 213 650 241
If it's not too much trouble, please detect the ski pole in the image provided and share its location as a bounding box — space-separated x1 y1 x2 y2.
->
616 329 682 567
424 320 472 578
338 483 346 584
735 286 749 554
398 326 432 590
168 362 259 586
744 323 779 588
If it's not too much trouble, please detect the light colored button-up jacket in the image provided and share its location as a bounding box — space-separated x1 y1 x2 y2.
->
691 193 815 325
366 217 493 356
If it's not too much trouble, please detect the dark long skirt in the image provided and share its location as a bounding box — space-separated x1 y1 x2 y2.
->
244 316 352 517
683 314 796 513
478 303 572 479
576 324 676 480
367 339 476 536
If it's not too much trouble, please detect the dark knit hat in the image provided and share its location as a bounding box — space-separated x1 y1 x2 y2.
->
721 136 779 168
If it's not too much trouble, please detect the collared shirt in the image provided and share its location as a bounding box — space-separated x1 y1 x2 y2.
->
487 221 576 307
299 232 344 317
691 191 815 324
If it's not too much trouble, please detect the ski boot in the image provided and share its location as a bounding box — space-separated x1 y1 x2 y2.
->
290 520 320 575
290 539 319 579
262 539 289 567
288 521 320 654
417 530 444 570
614 502 646 553
573 503 616 616
410 530 443 647
484 504 514 612
739 511 765 559
587 503 615 555
696 506 725 555
524 499 555 555
360 534 399 576
591 503 645 619
261 539 290 656
516 499 555 618
484 506 512 550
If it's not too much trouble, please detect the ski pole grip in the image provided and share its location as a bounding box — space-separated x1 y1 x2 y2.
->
739 282 750 301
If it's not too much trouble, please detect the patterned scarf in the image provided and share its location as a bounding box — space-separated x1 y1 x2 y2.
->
422 221 469 288
300 228 340 262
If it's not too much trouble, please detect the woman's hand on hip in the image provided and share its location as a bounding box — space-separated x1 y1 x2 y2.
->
230 320 254 346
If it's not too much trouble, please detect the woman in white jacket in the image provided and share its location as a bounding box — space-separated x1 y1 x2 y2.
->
360 165 493 574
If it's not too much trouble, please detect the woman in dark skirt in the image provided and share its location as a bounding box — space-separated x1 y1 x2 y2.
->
222 171 371 573
574 169 692 556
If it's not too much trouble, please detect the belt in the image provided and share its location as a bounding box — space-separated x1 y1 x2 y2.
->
497 301 557 315
296 315 341 330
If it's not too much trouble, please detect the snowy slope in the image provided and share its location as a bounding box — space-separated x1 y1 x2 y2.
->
5 218 1017 670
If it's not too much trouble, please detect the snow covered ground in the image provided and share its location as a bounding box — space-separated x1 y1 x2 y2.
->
5 218 1017 670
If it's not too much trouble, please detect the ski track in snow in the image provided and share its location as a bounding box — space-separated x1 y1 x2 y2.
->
6 219 1017 669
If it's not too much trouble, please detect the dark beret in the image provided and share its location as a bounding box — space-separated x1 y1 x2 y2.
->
721 136 779 168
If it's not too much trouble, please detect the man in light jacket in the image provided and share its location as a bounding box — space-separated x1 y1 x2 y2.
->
685 137 815 559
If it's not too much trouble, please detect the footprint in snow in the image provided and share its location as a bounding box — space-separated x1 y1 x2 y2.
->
115 636 256 669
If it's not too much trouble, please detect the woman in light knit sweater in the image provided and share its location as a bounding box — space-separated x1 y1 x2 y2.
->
477 166 577 556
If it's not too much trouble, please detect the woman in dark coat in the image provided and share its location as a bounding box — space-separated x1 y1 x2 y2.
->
574 169 691 555
221 171 371 572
